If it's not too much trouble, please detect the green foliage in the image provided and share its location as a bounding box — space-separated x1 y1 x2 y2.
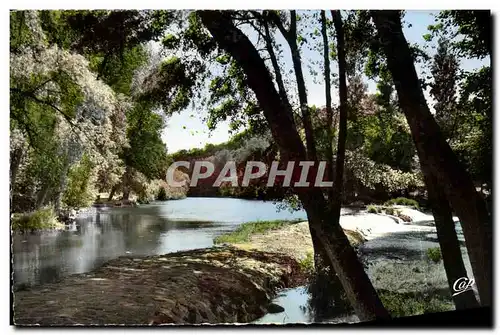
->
123 103 168 180
298 251 315 274
384 197 419 209
384 207 395 215
63 154 96 208
426 247 443 263
378 290 453 318
366 205 380 214
11 207 63 232
214 220 301 244
157 187 167 201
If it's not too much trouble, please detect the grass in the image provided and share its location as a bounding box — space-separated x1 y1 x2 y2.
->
426 247 443 263
378 289 454 318
383 197 420 209
11 207 64 232
214 219 302 244
367 260 448 294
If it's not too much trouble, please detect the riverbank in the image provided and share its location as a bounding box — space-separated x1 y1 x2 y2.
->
214 220 366 264
13 246 307 325
213 212 457 319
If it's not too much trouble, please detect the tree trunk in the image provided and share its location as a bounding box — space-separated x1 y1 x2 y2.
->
199 11 390 321
422 164 480 309
54 161 71 215
371 10 492 306
122 188 130 201
35 183 51 209
321 10 335 202
331 10 348 219
262 14 292 112
108 185 117 202
273 10 317 160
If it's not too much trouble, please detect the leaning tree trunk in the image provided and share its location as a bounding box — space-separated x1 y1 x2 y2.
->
371 10 492 306
265 9 344 314
108 185 118 202
422 164 480 309
199 11 390 321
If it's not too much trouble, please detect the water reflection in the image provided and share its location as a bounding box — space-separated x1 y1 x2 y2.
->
12 198 307 287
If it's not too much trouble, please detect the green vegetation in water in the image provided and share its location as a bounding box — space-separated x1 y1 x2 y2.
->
367 205 381 214
426 247 443 263
378 290 453 318
214 219 302 244
384 207 395 215
11 207 64 232
383 197 420 209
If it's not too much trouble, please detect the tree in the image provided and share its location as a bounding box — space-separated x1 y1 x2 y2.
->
198 10 390 321
371 10 491 307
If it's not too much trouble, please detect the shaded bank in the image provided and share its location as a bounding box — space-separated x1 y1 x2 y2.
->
13 246 306 325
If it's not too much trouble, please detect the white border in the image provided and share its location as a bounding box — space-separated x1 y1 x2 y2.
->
2 2 499 334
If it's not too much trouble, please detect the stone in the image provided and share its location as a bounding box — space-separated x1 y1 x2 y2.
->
266 303 285 314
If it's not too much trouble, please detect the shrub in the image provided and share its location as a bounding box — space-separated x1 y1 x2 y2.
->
298 251 314 274
378 290 453 318
426 247 442 263
367 205 380 214
385 207 395 215
157 187 168 201
384 197 420 209
11 207 63 232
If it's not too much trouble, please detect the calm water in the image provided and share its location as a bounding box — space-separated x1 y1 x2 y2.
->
13 197 457 324
12 197 307 287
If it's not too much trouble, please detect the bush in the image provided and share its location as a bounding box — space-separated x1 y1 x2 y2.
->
426 247 442 263
385 207 395 215
157 187 168 201
367 205 380 214
298 251 314 274
11 207 63 232
384 197 420 209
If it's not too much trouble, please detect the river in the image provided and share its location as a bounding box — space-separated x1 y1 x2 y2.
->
12 197 468 324
12 197 308 287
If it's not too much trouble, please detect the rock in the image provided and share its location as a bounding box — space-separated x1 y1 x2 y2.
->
266 303 285 314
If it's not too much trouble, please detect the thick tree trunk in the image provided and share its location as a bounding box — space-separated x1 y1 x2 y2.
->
199 11 390 321
121 166 133 201
122 188 130 201
371 10 492 306
423 165 480 309
108 185 117 202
